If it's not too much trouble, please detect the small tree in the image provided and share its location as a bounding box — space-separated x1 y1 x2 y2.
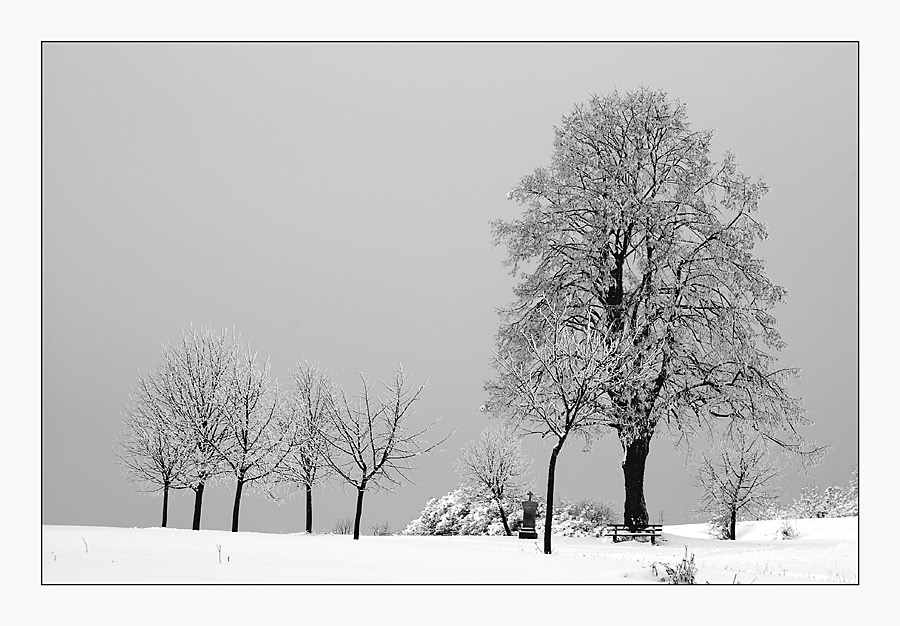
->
488 299 657 553
277 360 336 533
694 428 779 540
116 372 191 527
323 366 449 540
151 326 240 530
215 348 290 532
455 423 531 536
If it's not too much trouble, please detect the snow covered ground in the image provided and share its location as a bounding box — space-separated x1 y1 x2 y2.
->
41 517 857 584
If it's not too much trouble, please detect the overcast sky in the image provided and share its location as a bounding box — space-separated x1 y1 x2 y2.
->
41 43 857 534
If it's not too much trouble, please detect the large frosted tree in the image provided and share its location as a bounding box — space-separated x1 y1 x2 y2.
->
493 87 815 529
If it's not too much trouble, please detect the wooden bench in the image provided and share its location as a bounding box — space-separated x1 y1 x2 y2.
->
601 524 663 545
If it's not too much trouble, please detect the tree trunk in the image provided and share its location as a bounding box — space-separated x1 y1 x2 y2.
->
353 486 365 540
497 500 511 536
305 484 313 534
231 476 245 532
544 439 565 554
622 434 651 530
191 482 205 531
161 483 169 528
729 508 737 541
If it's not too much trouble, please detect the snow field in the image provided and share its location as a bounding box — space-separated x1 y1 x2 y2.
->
42 517 857 584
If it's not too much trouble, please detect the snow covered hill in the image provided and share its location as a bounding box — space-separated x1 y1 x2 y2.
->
41 517 857 584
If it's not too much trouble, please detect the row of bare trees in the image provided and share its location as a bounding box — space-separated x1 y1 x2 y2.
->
116 326 447 539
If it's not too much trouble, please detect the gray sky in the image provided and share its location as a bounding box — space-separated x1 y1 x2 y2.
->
42 43 857 533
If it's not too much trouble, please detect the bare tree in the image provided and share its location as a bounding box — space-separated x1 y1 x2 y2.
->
455 423 531 536
694 427 779 540
116 372 191 527
323 366 450 540
148 326 241 530
214 348 291 532
489 299 658 553
277 360 336 533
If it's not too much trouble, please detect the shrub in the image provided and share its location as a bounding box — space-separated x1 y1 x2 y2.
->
763 467 859 520
553 498 616 537
372 521 391 536
705 509 731 540
776 518 797 540
332 517 354 534
402 489 614 537
651 547 697 584
401 488 528 536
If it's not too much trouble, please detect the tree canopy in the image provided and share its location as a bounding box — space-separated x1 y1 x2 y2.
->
491 87 816 527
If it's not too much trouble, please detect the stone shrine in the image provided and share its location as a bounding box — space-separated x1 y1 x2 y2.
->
518 491 538 539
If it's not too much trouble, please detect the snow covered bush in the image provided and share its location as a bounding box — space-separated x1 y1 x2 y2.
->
705 510 732 540
848 464 859 515
818 485 857 517
401 488 528 536
792 485 845 518
402 489 615 537
776 518 797 540
552 498 616 537
763 466 858 520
